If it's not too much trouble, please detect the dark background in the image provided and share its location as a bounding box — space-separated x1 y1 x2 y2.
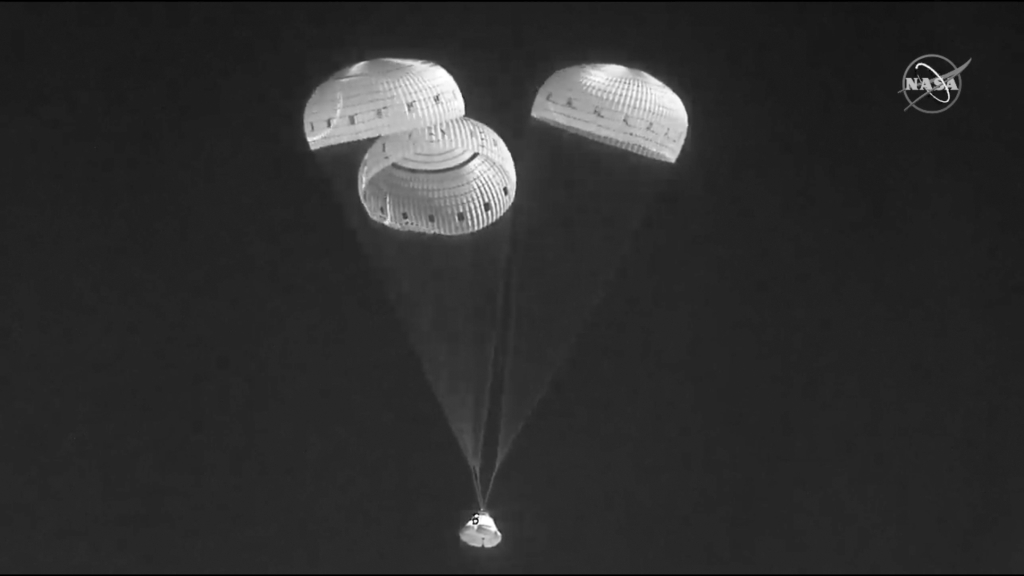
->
4 2 1023 573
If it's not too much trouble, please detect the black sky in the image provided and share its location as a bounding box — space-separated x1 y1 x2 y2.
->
4 2 1024 573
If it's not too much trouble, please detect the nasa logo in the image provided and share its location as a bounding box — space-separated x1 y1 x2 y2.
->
898 54 972 114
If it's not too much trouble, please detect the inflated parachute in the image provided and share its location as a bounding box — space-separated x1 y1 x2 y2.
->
304 58 516 519
488 63 689 488
304 58 465 151
530 64 687 163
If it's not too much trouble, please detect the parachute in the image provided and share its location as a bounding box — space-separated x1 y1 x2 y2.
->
304 58 465 151
304 58 688 547
491 63 689 477
304 58 515 514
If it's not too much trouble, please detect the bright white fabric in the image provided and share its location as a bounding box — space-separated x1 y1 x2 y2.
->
531 63 688 163
358 117 516 236
304 59 465 151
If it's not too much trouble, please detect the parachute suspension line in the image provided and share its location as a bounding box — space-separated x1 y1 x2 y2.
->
483 449 499 506
483 294 513 506
471 465 485 510
482 329 507 506
484 239 519 507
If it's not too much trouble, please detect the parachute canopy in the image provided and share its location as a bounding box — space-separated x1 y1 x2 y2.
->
358 117 517 235
492 63 689 474
459 512 502 548
530 63 689 163
304 58 465 151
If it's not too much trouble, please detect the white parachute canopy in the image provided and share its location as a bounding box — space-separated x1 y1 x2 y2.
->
490 63 690 487
303 58 466 151
358 116 517 235
459 511 502 548
530 63 689 164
